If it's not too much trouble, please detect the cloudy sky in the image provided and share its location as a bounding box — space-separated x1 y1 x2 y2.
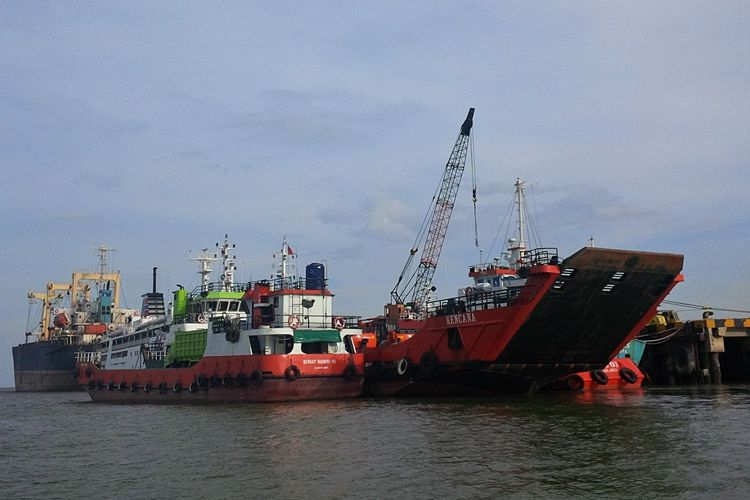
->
2 2 748 387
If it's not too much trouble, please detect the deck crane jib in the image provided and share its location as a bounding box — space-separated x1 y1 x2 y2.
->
390 108 475 316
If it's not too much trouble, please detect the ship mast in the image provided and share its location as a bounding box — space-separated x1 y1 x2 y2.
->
94 245 116 291
274 236 296 287
216 234 237 291
190 249 219 291
507 178 528 270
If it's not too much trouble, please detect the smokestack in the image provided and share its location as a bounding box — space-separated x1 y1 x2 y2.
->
152 267 158 294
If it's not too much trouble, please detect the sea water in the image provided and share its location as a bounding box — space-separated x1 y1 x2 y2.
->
2 387 749 499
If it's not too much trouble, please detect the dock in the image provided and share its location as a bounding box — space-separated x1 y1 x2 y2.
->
638 312 750 385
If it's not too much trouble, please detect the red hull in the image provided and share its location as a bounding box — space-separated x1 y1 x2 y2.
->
364 264 561 396
78 353 364 403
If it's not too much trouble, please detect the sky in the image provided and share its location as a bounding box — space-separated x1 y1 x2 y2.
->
1 1 749 388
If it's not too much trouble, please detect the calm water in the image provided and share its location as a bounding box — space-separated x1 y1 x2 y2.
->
2 387 749 499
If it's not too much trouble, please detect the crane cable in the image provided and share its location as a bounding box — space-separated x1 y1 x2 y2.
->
392 149 451 300
470 134 480 261
662 300 750 314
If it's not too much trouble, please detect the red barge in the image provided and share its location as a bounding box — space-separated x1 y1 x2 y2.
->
357 110 684 396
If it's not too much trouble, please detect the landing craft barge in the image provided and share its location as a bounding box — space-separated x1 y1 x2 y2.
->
361 176 684 395
77 238 365 403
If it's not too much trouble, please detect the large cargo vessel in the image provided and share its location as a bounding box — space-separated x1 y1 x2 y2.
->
77 238 365 403
13 247 139 391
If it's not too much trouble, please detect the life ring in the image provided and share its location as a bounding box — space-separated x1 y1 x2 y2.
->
173 381 182 393
250 369 264 385
285 365 300 381
197 313 206 323
143 382 152 393
130 381 139 392
221 374 232 387
420 351 438 372
343 364 358 381
396 357 409 376
590 369 609 385
620 367 638 384
236 373 247 387
566 374 584 392
189 381 199 393
118 381 127 391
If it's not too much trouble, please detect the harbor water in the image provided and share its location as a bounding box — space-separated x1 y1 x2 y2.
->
2 387 750 499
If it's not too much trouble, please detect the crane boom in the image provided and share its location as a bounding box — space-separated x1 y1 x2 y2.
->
391 108 475 312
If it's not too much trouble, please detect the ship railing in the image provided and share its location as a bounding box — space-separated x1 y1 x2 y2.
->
521 247 559 267
247 313 360 330
427 288 523 317
190 282 250 296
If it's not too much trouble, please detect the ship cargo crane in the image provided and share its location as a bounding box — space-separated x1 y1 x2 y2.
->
390 107 475 313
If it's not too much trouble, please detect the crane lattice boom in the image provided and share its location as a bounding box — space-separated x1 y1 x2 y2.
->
391 108 474 312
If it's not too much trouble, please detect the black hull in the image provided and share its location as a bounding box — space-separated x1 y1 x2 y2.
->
488 247 684 387
12 341 92 392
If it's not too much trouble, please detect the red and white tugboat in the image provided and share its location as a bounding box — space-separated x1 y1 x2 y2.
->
77 237 365 403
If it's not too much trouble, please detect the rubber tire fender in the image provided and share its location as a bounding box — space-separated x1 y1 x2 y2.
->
285 365 300 381
590 369 609 385
620 367 638 384
396 357 409 376
250 369 263 385
343 364 357 381
420 351 438 372
173 381 182 393
566 374 584 392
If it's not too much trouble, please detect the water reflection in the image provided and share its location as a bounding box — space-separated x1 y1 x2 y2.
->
2 388 750 498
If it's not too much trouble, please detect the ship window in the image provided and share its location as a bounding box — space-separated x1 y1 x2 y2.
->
207 301 218 312
229 301 239 312
301 342 325 354
492 277 500 287
218 301 229 312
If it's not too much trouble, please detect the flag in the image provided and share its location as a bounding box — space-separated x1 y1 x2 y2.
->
287 246 294 256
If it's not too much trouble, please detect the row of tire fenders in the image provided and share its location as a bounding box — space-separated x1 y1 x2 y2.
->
565 366 639 391
78 363 360 394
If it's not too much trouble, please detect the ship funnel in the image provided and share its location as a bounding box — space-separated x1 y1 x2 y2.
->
152 267 158 294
